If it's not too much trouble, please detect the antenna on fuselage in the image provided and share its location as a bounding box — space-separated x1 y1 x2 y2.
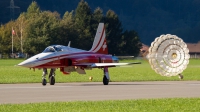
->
68 41 71 47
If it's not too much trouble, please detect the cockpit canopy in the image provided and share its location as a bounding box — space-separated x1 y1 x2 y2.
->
43 45 63 53
42 44 86 53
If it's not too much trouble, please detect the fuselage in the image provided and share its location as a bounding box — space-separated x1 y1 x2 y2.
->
18 45 116 69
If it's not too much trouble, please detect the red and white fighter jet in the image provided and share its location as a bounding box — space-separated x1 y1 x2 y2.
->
18 23 141 85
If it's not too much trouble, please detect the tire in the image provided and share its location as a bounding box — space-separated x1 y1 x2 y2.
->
42 79 47 86
49 76 55 85
103 75 109 85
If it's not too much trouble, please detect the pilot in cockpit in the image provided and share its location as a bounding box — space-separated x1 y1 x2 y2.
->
49 47 55 52
54 46 62 52
43 45 63 53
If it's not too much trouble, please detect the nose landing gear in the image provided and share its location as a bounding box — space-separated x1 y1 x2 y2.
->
49 68 56 85
42 68 56 86
42 68 47 86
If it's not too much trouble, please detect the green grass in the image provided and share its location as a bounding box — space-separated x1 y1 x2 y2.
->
0 98 200 112
0 59 200 84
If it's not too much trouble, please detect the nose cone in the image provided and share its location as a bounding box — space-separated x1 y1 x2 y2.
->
18 53 53 68
18 60 35 68
18 54 40 68
18 56 38 68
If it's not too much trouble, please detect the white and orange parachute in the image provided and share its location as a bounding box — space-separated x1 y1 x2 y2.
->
147 34 190 77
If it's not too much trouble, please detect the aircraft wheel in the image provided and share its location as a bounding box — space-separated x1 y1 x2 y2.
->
49 76 55 85
103 75 109 85
42 79 47 86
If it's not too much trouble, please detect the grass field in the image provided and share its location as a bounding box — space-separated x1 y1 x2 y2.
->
1 98 200 112
0 59 200 84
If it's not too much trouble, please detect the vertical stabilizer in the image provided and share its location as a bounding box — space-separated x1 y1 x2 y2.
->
89 23 108 54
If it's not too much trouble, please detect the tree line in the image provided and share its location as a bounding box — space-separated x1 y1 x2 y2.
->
0 0 142 57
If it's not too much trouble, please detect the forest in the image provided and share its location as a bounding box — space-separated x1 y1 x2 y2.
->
1 0 200 45
0 1 141 57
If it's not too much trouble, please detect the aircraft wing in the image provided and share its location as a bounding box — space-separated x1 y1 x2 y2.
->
75 62 141 68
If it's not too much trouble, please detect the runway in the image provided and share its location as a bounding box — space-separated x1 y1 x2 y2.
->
0 81 200 104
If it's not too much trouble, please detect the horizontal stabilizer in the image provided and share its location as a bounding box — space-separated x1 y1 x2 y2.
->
75 62 141 68
90 62 141 67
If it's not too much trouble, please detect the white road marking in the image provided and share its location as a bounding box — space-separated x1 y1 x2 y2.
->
188 83 200 85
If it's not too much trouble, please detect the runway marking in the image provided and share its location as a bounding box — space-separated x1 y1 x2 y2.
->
188 83 200 85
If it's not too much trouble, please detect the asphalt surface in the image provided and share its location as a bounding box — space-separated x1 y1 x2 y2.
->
0 81 200 104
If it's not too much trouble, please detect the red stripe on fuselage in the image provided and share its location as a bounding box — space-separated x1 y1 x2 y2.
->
32 51 111 68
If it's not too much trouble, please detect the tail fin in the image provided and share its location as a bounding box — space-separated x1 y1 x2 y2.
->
89 23 108 54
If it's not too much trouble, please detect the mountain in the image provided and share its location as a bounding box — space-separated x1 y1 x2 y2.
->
1 0 200 45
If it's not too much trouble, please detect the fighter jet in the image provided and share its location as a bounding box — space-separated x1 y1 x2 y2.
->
18 23 141 86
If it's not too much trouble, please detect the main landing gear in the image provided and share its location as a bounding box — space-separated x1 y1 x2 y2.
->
103 67 110 85
41 67 110 86
42 68 56 86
